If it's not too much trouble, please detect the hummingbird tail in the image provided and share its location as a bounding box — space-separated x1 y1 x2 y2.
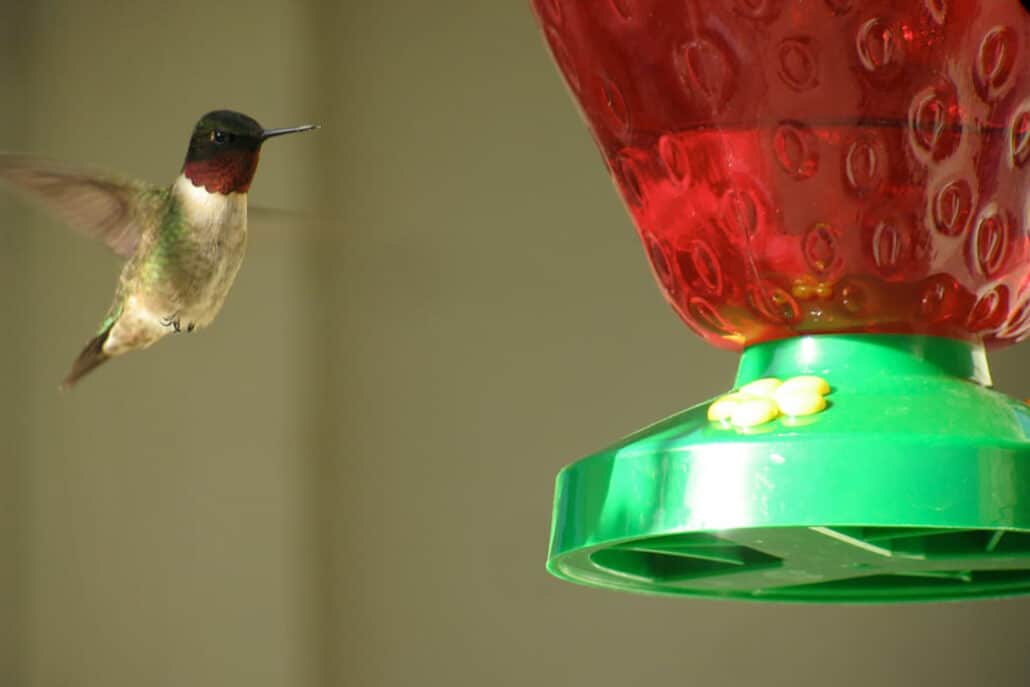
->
61 325 113 390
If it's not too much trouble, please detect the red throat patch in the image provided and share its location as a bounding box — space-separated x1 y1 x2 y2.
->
183 148 261 194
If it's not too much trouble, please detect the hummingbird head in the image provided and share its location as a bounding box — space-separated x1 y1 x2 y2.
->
182 110 318 194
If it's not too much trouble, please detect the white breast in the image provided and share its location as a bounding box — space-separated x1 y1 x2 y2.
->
173 174 247 235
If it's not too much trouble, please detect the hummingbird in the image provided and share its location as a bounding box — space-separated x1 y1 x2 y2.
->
0 110 318 389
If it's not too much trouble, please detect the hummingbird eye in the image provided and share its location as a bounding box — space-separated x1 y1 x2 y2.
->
210 129 232 144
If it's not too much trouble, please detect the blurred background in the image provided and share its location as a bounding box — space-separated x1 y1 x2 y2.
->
1 1 1030 685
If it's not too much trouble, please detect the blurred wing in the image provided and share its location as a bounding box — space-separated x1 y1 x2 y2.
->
248 204 322 233
0 153 164 258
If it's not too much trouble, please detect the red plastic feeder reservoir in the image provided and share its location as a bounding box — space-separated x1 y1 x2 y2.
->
534 0 1030 602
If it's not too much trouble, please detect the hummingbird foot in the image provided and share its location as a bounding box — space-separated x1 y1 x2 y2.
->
160 313 182 333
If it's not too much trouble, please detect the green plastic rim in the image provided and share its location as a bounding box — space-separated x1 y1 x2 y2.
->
547 334 1030 603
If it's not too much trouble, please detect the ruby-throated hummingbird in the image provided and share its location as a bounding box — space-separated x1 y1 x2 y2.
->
0 110 318 389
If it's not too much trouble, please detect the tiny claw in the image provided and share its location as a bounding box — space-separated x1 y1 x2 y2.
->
160 314 182 333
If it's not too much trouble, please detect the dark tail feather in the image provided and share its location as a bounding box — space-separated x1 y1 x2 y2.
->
61 325 113 390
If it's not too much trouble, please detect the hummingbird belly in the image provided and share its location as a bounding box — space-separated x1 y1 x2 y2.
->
165 176 249 328
103 293 172 356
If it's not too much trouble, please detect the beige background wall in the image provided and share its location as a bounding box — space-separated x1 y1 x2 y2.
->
2 1 1029 685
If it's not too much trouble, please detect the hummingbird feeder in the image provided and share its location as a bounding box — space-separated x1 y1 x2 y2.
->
533 0 1030 602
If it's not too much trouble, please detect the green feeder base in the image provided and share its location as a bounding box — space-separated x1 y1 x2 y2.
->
547 334 1030 603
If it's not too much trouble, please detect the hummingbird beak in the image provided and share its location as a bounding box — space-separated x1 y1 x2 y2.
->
260 124 320 140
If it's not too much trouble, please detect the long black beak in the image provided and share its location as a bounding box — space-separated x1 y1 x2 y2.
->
260 124 320 140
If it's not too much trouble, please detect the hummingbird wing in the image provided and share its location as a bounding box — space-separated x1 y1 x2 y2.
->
249 205 322 229
0 153 165 258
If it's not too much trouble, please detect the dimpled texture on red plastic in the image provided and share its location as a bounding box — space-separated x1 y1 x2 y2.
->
532 0 1030 349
